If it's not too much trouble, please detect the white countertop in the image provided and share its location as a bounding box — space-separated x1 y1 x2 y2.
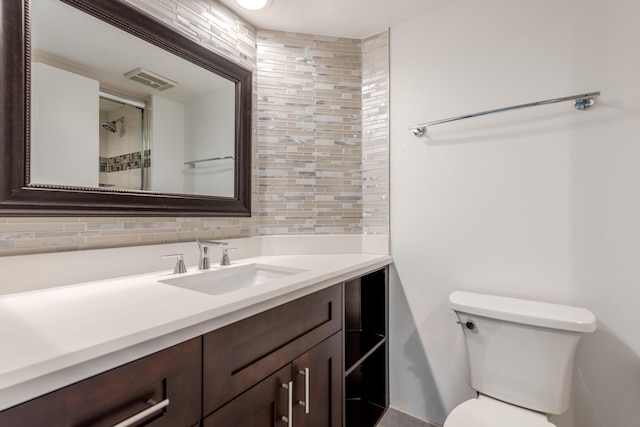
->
0 250 391 411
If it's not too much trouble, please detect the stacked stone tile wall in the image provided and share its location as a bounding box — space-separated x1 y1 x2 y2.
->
256 30 363 234
362 30 390 236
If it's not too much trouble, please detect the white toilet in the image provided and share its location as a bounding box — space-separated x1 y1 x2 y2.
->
445 291 596 427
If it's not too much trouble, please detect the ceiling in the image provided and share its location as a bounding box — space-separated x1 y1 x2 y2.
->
219 0 459 39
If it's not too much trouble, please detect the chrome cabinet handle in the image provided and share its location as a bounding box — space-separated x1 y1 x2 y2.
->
112 398 169 427
281 381 293 426
298 368 310 414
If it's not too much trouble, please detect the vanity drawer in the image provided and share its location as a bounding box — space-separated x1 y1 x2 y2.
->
202 284 342 415
0 338 201 427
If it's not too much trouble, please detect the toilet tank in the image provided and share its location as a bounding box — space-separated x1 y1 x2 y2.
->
449 291 596 415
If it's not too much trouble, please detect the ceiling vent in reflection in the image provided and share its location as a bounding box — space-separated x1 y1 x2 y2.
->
124 67 178 91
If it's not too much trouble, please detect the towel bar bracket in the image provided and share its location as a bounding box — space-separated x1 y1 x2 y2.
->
412 127 427 137
574 97 596 110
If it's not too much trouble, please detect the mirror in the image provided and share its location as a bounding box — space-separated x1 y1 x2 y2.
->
0 0 252 216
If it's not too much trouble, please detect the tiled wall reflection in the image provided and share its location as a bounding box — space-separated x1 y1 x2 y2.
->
0 0 389 256
99 150 150 189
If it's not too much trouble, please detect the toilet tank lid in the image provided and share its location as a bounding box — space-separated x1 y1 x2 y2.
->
449 291 596 333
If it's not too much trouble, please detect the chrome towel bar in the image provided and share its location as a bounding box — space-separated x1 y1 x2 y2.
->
409 91 600 137
184 155 234 168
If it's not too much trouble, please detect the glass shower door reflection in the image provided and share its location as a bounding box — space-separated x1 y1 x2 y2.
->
99 97 148 191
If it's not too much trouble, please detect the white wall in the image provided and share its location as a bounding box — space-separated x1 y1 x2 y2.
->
149 95 185 193
150 90 235 196
389 0 640 426
184 86 235 197
31 62 99 187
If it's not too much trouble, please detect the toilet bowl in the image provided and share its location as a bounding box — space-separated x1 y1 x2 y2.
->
445 291 596 426
444 395 555 427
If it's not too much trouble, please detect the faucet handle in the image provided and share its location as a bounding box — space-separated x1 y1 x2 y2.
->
220 246 237 266
162 253 187 274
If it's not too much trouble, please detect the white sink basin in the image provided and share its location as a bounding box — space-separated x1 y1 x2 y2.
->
159 263 306 296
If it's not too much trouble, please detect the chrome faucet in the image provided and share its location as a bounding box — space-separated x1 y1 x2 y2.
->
197 239 213 270
198 239 236 268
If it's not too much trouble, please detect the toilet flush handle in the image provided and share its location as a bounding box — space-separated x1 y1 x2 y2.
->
457 319 476 330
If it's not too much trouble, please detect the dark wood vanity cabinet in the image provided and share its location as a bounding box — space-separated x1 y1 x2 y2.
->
202 285 343 426
0 338 201 427
0 266 389 427
202 267 389 427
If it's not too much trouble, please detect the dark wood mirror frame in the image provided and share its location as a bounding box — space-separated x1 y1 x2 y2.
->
0 0 252 217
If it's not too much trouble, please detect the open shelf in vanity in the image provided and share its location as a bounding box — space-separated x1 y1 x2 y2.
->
344 267 388 427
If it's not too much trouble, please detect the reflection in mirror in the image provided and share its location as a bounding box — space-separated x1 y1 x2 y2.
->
30 0 236 197
0 0 252 216
98 94 147 191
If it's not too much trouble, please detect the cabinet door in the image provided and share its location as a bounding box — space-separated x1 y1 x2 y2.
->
293 333 343 427
203 365 292 427
0 338 201 427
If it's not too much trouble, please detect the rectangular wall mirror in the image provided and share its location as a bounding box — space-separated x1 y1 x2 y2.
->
0 0 252 216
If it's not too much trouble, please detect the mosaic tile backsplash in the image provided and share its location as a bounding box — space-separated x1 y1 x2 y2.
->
0 0 389 256
99 150 151 173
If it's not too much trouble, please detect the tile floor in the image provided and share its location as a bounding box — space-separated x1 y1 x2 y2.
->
377 407 438 427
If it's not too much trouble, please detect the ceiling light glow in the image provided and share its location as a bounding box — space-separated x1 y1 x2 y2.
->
236 0 272 11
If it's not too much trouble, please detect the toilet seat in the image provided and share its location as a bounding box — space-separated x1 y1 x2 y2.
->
444 395 556 427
